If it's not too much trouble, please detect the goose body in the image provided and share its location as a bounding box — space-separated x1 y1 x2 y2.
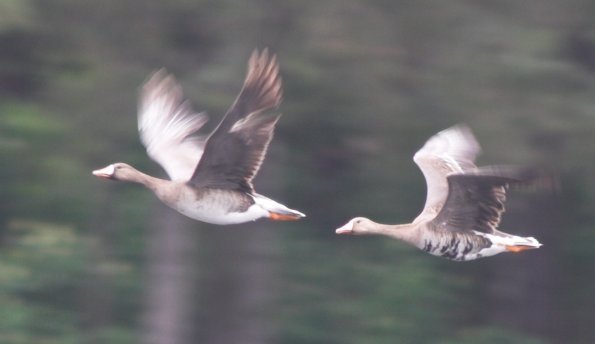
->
93 50 304 225
336 125 549 261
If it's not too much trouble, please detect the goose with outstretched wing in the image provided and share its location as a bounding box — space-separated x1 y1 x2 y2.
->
336 125 553 261
93 49 305 225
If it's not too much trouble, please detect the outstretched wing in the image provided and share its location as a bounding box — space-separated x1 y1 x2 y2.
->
189 49 282 192
429 166 550 234
413 125 481 220
138 70 208 181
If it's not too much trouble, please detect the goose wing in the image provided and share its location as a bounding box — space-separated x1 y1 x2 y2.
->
138 70 208 181
413 125 481 220
188 49 282 192
429 166 547 234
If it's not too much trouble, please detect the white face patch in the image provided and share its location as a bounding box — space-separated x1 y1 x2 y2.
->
336 219 354 234
92 164 116 177
106 164 116 175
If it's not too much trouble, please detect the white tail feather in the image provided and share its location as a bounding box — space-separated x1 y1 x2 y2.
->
252 194 305 218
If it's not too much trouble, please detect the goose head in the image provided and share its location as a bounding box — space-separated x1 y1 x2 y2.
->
336 217 376 235
92 163 141 182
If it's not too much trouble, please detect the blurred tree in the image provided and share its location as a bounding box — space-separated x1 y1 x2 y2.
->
142 207 199 344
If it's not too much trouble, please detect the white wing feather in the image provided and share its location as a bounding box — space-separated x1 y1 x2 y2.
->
138 70 208 181
413 125 481 220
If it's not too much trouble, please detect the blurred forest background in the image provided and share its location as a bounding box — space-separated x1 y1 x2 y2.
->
1 1 595 343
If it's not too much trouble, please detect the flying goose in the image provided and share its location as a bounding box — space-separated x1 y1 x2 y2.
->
93 49 305 225
336 125 551 261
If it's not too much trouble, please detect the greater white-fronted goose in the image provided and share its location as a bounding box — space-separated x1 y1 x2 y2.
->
336 125 553 261
93 49 305 225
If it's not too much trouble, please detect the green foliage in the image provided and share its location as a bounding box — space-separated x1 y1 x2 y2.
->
277 230 472 343
0 221 87 343
439 326 546 344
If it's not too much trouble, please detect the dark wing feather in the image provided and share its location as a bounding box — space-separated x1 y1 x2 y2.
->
413 125 481 219
430 166 550 234
189 49 282 192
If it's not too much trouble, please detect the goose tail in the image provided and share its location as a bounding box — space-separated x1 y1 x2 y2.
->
252 194 305 221
485 233 542 252
504 236 542 252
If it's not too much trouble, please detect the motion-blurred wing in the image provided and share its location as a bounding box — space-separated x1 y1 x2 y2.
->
138 70 208 181
413 125 481 220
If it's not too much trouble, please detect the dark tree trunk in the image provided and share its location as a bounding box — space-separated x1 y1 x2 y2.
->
195 223 278 344
142 205 200 344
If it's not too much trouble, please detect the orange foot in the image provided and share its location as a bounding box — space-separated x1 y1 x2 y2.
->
268 212 302 221
505 245 538 252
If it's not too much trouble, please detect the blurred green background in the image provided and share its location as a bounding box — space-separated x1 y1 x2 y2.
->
1 1 594 343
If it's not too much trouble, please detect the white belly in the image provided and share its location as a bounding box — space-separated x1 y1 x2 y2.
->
175 202 268 225
158 188 269 225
